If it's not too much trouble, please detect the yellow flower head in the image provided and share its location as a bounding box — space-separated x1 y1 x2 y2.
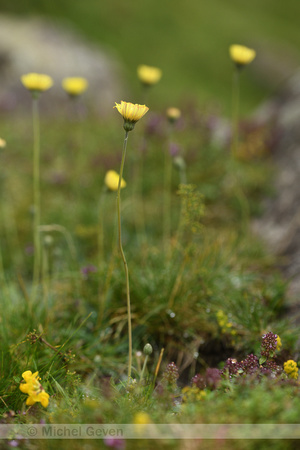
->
114 101 149 132
133 412 151 425
137 65 162 86
166 107 181 122
0 138 6 148
283 360 298 379
21 73 53 93
62 77 88 97
104 170 126 191
276 335 282 351
19 370 49 407
229 45 256 67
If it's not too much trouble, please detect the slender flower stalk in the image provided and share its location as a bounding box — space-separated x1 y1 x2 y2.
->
116 131 132 378
114 101 149 380
231 67 240 158
163 141 172 254
32 97 41 300
229 45 256 158
164 108 181 256
21 73 53 301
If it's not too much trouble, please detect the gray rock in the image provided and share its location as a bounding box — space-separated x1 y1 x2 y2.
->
253 67 300 311
0 14 124 114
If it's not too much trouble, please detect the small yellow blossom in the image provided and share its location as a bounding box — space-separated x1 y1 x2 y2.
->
0 138 6 148
229 45 256 66
62 77 88 96
114 101 149 132
216 310 236 336
182 386 206 402
133 412 151 425
284 360 298 380
166 107 181 122
133 412 151 435
21 73 53 93
276 335 282 351
104 170 126 191
19 370 50 408
137 65 162 86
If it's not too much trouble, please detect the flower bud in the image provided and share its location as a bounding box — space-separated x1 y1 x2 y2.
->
143 343 153 356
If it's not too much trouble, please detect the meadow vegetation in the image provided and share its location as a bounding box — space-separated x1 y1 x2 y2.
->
0 2 299 449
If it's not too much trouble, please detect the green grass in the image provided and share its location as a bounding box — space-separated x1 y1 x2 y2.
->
0 94 299 449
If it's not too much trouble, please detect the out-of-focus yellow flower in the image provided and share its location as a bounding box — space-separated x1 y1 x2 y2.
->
283 360 298 380
62 77 88 96
229 45 256 66
137 65 162 86
0 138 6 148
114 101 149 132
133 412 151 434
104 170 126 191
182 386 206 402
133 412 151 425
21 73 53 93
166 107 181 122
19 370 50 407
276 335 282 351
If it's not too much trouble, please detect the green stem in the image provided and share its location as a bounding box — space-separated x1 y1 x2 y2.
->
117 130 132 380
32 97 41 302
140 355 149 382
98 188 106 267
163 142 172 256
231 67 240 159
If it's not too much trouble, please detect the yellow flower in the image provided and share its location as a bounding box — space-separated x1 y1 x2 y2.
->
62 77 88 96
21 73 53 93
114 101 149 132
0 138 6 148
137 65 162 86
166 107 181 122
182 386 206 402
284 360 298 379
276 335 282 351
229 45 256 66
104 170 126 191
133 412 151 434
19 370 50 408
133 412 151 425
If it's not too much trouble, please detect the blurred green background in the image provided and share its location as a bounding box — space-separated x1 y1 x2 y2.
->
1 0 300 113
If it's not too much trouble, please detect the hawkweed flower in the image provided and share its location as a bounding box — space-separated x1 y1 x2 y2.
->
21 73 53 303
0 138 6 149
114 101 149 132
114 101 149 381
62 77 88 97
137 65 162 86
229 45 256 159
133 412 151 434
21 73 53 97
284 360 299 380
229 45 256 68
104 170 126 192
19 370 49 407
166 107 181 124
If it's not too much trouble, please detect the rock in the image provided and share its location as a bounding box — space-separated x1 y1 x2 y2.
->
253 67 300 310
0 14 124 114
